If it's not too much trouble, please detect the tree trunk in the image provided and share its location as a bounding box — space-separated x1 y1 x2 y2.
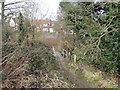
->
1 1 5 28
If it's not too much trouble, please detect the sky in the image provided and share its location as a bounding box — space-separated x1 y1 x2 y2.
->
36 0 61 20
1 0 118 20
1 0 61 20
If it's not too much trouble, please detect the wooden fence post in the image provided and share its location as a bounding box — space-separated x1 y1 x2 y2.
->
52 46 56 57
74 54 77 64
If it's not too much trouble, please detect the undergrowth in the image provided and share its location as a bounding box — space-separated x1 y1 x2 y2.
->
2 40 74 88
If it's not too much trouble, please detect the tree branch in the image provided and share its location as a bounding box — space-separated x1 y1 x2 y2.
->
4 7 24 10
97 29 118 50
4 1 24 7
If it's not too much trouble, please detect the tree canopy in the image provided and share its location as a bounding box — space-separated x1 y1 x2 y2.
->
59 2 119 74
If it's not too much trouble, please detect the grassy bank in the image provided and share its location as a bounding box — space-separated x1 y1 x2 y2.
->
64 59 118 88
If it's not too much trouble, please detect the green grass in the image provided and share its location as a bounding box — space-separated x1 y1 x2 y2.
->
75 70 85 79
65 62 118 88
28 34 44 38
65 64 100 87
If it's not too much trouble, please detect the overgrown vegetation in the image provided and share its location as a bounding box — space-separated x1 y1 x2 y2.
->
1 0 119 88
59 2 119 76
2 34 75 88
1 12 75 88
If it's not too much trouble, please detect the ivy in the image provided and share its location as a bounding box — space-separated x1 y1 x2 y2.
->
60 2 119 75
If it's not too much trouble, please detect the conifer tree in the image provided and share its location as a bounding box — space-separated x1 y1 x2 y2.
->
18 13 25 44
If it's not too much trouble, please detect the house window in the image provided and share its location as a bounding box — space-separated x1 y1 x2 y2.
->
43 24 47 26
43 28 48 31
52 24 54 26
50 28 54 33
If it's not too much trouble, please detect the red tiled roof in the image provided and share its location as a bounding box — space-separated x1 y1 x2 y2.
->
31 19 55 29
32 19 55 24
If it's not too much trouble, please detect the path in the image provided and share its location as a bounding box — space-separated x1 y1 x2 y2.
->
53 48 95 88
39 32 95 88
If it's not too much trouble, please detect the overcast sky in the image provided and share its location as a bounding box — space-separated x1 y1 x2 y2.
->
0 0 61 20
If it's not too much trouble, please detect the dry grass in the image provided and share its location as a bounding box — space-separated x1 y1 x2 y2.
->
36 38 62 51
32 31 62 51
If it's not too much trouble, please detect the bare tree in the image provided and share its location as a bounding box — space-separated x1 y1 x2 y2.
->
0 0 24 28
24 0 51 20
1 0 54 40
22 0 53 38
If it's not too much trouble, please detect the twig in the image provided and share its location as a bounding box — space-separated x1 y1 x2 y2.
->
102 16 116 33
97 29 118 50
5 1 24 7
2 49 18 61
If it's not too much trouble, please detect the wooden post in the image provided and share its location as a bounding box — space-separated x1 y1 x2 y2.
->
52 46 56 57
74 54 76 64
68 52 70 60
65 50 68 59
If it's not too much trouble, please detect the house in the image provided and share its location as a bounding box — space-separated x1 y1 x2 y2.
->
9 18 15 27
32 19 55 33
9 18 19 31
